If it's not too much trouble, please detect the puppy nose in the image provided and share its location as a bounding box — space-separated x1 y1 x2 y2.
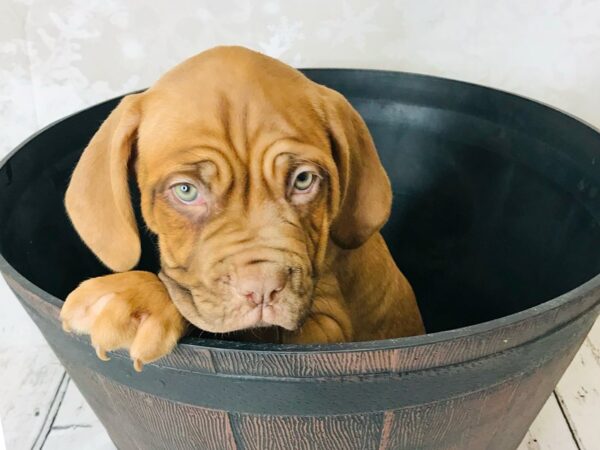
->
234 263 287 306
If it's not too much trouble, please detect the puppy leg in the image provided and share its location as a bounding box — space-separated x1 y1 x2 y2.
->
60 271 186 371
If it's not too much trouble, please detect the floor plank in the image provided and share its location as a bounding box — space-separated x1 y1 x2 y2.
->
0 344 65 450
42 378 115 450
32 373 69 450
0 277 66 450
556 318 600 450
517 393 579 450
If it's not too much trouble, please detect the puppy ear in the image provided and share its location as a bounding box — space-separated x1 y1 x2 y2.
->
322 87 392 249
65 94 142 272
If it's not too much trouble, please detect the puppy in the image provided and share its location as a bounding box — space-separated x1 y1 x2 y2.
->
60 46 424 371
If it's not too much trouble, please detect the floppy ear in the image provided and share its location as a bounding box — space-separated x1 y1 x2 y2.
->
322 87 393 249
65 94 142 272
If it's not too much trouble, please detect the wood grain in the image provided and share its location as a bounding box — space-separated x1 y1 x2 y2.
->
160 345 216 372
67 366 237 450
230 413 383 450
210 348 398 378
378 379 519 450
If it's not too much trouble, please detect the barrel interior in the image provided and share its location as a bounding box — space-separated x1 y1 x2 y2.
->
1 72 600 334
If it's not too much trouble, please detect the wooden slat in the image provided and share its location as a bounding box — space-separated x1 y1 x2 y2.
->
231 412 383 450
42 378 115 450
0 278 65 450
555 318 600 450
517 394 578 450
72 370 237 450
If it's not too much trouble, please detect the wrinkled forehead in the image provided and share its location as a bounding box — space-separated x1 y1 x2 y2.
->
135 49 332 181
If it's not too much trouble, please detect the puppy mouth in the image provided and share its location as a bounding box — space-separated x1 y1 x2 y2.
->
193 296 308 333
242 301 305 331
159 270 312 333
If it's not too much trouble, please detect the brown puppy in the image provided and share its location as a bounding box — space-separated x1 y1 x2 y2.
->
60 46 424 371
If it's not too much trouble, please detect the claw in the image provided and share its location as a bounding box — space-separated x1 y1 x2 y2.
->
62 321 72 333
95 345 110 361
133 359 143 372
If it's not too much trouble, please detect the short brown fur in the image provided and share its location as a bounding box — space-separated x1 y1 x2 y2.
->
60 46 424 370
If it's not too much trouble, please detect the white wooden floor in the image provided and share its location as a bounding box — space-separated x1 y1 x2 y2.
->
0 276 598 450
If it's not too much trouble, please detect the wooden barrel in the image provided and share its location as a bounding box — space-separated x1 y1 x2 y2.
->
1 70 599 450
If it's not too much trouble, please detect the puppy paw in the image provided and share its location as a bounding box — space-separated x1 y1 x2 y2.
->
60 271 186 371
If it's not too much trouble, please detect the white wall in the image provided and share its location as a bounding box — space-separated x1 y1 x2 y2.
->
2 0 600 159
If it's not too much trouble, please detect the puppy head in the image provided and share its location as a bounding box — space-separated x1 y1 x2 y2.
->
65 46 391 333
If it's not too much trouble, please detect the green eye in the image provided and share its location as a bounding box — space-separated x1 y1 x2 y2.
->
173 183 198 203
293 171 315 191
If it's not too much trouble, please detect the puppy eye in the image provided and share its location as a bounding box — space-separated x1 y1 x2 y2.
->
292 171 316 192
172 183 199 203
